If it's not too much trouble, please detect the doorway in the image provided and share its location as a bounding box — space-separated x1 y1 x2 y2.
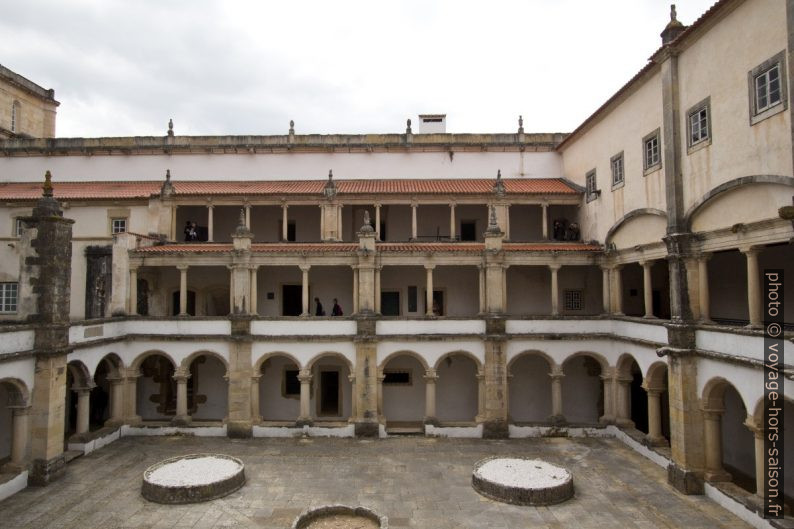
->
381 291 400 316
282 284 302 316
318 370 340 416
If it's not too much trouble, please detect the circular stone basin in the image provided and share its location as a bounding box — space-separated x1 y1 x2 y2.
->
472 457 573 506
141 454 245 504
292 505 388 529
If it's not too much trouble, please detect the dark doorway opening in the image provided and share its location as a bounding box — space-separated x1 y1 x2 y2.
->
460 221 476 242
319 371 340 416
282 284 302 316
381 291 400 316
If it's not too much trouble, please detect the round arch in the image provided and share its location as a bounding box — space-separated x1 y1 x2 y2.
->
645 361 669 389
380 350 430 372
131 350 178 372
0 378 30 406
180 350 230 373
433 350 483 372
306 351 354 372
254 351 303 372
702 377 748 411
605 208 667 247
94 353 124 378
561 351 609 372
67 360 93 388
507 350 558 373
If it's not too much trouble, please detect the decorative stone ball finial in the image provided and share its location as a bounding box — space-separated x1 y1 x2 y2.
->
168 118 174 136
166 169 171 182
43 170 53 197
518 115 524 133
328 169 333 182
323 169 337 198
289 120 295 134
406 118 412 134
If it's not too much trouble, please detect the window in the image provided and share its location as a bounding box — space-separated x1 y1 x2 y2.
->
585 170 598 202
687 97 711 151
111 218 127 234
0 283 18 313
283 369 300 397
10 101 20 133
383 370 412 385
749 51 787 125
15 218 24 237
642 129 661 173
564 289 583 311
610 152 624 188
460 221 476 241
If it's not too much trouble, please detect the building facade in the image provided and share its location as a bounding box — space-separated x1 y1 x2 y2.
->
0 0 792 525
0 64 58 139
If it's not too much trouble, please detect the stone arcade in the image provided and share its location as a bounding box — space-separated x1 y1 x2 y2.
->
0 1 793 527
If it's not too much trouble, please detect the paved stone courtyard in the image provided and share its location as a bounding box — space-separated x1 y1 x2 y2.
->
0 435 753 528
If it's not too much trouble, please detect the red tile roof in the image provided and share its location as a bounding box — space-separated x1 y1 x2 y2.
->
378 243 484 252
0 178 579 200
503 243 601 252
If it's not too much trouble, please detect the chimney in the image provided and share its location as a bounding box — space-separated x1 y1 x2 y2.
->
418 114 446 133
661 4 687 46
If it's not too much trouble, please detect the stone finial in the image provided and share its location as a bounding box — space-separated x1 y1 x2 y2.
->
168 118 174 137
661 4 686 45
406 118 412 134
43 170 53 197
289 120 295 135
160 169 175 198
238 208 246 228
670 4 677 21
323 169 337 198
493 169 505 197
359 210 375 234
485 205 502 235
518 115 524 134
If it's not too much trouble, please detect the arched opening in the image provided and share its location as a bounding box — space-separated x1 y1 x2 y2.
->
381 353 426 430
258 355 300 422
186 354 228 421
309 355 352 422
0 383 13 466
90 359 112 429
436 353 478 423
617 355 647 432
561 355 603 424
136 354 176 421
65 361 92 442
644 363 670 444
508 353 552 423
171 290 196 316
0 379 28 471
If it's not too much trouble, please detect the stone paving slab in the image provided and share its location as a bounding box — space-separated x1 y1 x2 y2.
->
0 435 754 529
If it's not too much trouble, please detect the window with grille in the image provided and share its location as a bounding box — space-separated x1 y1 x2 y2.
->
0 283 18 313
564 289 583 311
111 218 127 234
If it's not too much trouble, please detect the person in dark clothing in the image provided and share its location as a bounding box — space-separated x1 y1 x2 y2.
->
184 221 193 242
190 221 199 241
332 298 343 316
314 297 325 316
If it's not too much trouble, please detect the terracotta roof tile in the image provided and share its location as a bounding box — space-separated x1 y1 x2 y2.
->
0 178 579 200
503 243 601 252
377 243 484 252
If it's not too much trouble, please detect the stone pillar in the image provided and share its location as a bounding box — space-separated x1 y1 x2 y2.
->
244 204 251 229
172 370 191 425
178 265 188 316
549 264 561 316
702 408 731 481
374 267 382 314
352 267 359 314
745 419 765 499
423 369 438 425
425 265 434 316
641 260 655 318
601 265 610 314
449 203 456 240
698 253 712 323
482 319 508 438
9 407 30 470
250 266 258 315
348 373 357 420
353 340 378 436
612 266 624 315
411 203 418 240
643 386 666 446
75 388 92 435
123 368 141 425
742 247 762 328
297 370 313 426
250 375 262 424
375 204 381 240
128 266 138 315
106 376 124 426
207 204 214 242
478 265 486 314
615 375 634 427
599 367 616 424
475 371 486 422
549 366 565 424
376 369 385 421
541 203 549 240
300 265 310 317
226 336 253 438
282 204 289 241
484 209 506 314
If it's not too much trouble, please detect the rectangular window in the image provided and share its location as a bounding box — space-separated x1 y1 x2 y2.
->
610 153 624 188
687 97 711 151
407 286 418 313
749 51 787 125
755 63 781 112
283 369 300 397
15 218 24 237
460 221 476 241
111 218 127 234
643 129 661 173
564 289 583 311
383 370 412 385
0 283 18 313
585 170 598 202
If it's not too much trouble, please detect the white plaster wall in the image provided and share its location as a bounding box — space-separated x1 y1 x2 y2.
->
0 150 563 182
561 355 602 423
252 342 355 371
721 384 755 483
505 319 668 345
251 320 356 336
0 384 11 459
0 357 35 396
69 319 231 345
259 355 300 421
435 354 478 422
0 330 35 355
376 320 485 336
63 205 148 239
382 354 425 422
376 340 484 369
508 354 552 422
696 330 794 364
191 355 228 421
691 185 793 233
610 215 667 249
255 266 353 317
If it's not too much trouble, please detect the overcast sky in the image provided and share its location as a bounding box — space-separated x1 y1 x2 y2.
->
1 0 716 137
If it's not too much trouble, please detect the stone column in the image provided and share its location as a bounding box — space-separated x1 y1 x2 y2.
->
612 266 624 315
541 203 549 240
698 253 712 323
599 367 616 424
601 265 610 314
244 204 251 229
300 265 310 317
207 204 214 242
549 264 561 316
702 408 731 481
352 266 359 314
128 266 138 316
374 267 382 314
549 366 565 424
615 375 634 427
375 204 381 240
503 205 511 240
425 265 434 316
478 265 486 314
178 265 188 315
123 368 141 425
228 265 235 313
297 370 312 426
411 203 418 240
107 376 124 426
172 370 191 425
423 369 437 425
745 419 765 499
75 388 91 435
449 203 456 240
9 406 30 470
376 369 385 421
250 266 258 315
742 247 762 327
250 375 262 424
475 371 486 422
641 260 655 318
644 386 667 446
337 204 343 241
348 373 357 420
282 204 289 241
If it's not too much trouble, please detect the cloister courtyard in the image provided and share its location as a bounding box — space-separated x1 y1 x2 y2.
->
0 435 754 529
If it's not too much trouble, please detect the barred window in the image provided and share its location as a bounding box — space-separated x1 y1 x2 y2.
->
564 289 583 311
111 218 127 234
0 283 18 313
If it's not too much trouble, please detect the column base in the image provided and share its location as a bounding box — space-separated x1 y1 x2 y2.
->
423 417 439 427
103 418 125 428
547 414 567 426
598 415 616 425
171 415 192 427
667 463 704 495
643 314 658 319
226 421 253 439
704 469 732 483
482 420 509 439
615 418 635 428
642 435 668 447
125 415 142 427
295 418 314 427
353 420 379 438
28 454 66 486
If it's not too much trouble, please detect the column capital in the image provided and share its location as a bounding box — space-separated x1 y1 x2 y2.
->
299 264 311 272
548 263 562 271
206 203 214 210
129 264 140 272
250 374 262 382
740 245 762 256
423 368 438 381
173 373 191 383
72 385 95 394
297 370 312 383
698 252 713 262
176 264 189 271
374 203 382 209
639 259 653 268
347 373 356 383
549 365 564 378
424 264 435 270
8 405 31 416
743 417 764 437
701 406 725 419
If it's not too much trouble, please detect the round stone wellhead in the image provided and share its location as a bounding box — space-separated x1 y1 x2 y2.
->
141 453 245 504
471 456 574 506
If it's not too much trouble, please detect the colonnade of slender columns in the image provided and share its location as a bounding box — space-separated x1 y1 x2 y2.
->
425 265 434 316
177 265 188 316
207 204 214 241
549 264 560 316
300 265 310 316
